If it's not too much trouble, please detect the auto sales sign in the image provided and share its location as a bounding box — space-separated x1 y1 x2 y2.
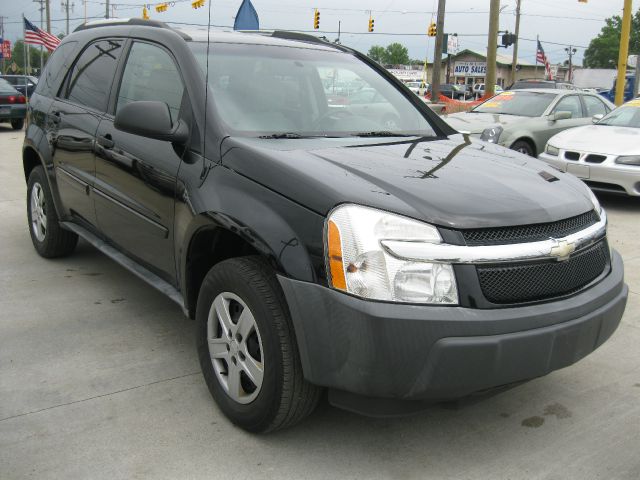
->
454 61 486 77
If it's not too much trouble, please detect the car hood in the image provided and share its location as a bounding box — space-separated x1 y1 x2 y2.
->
220 134 594 229
444 112 531 134
549 124 640 156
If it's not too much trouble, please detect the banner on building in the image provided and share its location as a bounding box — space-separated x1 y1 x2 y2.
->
0 40 12 60
453 61 487 77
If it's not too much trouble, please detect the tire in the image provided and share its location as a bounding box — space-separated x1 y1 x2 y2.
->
511 140 534 157
27 166 78 258
11 118 24 130
196 256 321 433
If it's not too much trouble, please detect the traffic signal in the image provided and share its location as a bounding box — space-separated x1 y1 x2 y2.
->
501 33 516 47
155 3 168 13
368 16 375 32
428 22 437 37
313 9 320 29
192 0 206 8
142 6 149 19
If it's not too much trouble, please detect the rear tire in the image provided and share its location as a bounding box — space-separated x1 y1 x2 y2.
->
196 256 321 433
11 119 24 130
27 166 78 258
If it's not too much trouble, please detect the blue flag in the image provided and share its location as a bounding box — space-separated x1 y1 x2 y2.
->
233 0 259 30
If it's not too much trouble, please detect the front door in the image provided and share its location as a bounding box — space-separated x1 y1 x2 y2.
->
51 39 124 227
93 41 187 281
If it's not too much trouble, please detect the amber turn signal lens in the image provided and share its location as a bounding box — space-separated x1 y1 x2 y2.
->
327 220 347 290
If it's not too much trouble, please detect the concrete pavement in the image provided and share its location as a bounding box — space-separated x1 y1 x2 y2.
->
1 124 639 479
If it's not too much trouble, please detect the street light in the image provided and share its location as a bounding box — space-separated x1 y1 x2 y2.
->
565 46 577 83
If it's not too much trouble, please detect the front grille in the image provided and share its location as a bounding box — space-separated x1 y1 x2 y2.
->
565 151 580 161
585 154 607 164
476 240 609 304
460 210 599 246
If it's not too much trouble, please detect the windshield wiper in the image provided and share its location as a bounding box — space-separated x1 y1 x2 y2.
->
351 131 415 138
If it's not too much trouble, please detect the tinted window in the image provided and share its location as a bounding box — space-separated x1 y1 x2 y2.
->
35 41 77 97
63 39 123 111
584 95 608 116
116 42 184 123
552 95 583 118
473 91 556 117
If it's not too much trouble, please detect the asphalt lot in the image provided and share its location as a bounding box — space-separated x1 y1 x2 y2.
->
1 124 639 480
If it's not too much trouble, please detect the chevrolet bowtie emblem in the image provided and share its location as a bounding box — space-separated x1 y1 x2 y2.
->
550 239 576 261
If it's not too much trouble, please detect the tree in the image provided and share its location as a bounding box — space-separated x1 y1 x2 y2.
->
9 40 51 75
367 45 387 63
384 43 410 65
583 9 640 68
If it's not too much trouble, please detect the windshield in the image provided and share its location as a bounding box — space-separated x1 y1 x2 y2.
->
598 101 640 128
0 78 16 94
472 91 556 117
188 42 436 137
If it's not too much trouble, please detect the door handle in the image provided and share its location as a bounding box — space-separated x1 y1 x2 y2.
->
97 134 114 149
50 110 62 124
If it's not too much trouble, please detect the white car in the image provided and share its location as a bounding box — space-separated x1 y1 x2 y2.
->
472 83 503 98
405 81 429 95
539 99 640 196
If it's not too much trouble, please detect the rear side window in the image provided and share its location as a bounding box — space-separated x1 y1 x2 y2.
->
115 42 184 123
584 95 608 116
62 39 123 111
35 41 77 97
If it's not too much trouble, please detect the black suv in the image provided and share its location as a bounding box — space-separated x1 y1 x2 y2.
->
23 19 627 432
509 79 577 90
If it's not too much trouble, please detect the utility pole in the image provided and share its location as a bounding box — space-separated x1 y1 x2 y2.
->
510 0 522 86
485 0 500 97
565 46 576 83
61 1 73 35
0 16 5 75
45 0 51 33
431 0 446 103
34 0 45 72
106 0 110 19
615 0 633 105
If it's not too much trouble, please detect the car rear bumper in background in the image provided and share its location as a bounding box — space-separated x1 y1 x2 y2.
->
540 152 640 196
278 250 627 415
0 104 27 120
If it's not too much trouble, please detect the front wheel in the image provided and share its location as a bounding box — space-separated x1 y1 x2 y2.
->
510 140 534 157
11 118 24 130
196 256 321 433
27 166 78 258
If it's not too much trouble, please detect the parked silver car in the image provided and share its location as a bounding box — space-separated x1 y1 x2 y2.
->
444 89 615 156
539 99 640 196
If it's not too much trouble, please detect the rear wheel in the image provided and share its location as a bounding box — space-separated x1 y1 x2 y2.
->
11 119 24 130
27 166 78 258
196 256 321 433
511 140 534 157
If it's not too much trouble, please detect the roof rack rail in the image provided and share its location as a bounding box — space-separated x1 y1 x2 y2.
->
270 30 332 45
73 17 190 39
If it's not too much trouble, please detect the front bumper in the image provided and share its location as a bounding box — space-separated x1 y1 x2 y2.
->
279 250 626 411
0 104 26 120
540 152 640 196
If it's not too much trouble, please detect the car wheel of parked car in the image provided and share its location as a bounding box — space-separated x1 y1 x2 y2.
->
196 256 321 433
27 166 78 258
11 119 24 130
510 140 534 157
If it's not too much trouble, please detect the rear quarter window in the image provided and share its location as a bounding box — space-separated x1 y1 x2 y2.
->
35 41 77 97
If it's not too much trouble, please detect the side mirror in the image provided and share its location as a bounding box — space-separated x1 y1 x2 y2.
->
551 111 572 121
592 113 604 124
114 101 188 143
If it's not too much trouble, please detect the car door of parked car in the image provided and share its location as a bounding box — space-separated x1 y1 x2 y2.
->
93 41 186 281
542 94 588 146
50 39 124 228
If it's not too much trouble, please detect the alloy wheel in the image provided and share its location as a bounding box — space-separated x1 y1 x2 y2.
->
30 182 47 242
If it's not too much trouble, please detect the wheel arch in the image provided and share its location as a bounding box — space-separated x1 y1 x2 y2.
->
510 136 537 157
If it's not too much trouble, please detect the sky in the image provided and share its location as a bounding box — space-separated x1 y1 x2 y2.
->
0 0 622 66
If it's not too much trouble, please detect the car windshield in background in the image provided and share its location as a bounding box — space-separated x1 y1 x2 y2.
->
598 101 640 128
472 91 556 117
0 79 16 94
188 42 436 137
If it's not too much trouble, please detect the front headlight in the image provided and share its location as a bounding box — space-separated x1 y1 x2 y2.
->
586 187 604 218
325 204 458 304
480 126 503 143
615 155 640 166
545 143 560 156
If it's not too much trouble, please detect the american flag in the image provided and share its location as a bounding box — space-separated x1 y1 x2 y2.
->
536 39 552 80
24 17 60 52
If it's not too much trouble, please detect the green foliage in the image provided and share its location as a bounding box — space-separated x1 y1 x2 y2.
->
583 10 640 68
367 43 410 65
8 40 51 75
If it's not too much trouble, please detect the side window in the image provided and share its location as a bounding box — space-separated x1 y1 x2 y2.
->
35 41 77 97
116 42 184 123
584 96 608 116
63 39 123 111
553 95 583 118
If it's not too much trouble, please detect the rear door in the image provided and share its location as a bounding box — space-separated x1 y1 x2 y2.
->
93 40 187 281
50 39 124 227
543 94 588 144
